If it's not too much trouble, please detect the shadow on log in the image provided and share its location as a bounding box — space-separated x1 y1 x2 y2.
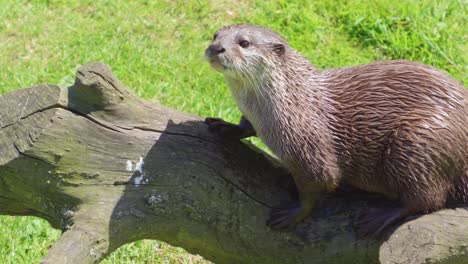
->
0 62 467 264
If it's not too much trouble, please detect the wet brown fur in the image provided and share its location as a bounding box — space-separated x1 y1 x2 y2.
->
208 24 468 218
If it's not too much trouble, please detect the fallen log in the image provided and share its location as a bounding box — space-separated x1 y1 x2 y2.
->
0 62 466 264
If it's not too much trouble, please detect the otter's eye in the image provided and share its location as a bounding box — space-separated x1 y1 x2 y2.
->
239 40 250 48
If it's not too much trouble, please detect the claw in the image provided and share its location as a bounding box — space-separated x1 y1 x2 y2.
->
204 117 244 139
266 202 304 230
204 117 224 125
355 207 408 238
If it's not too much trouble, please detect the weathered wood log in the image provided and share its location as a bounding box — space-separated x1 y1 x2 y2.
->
0 62 467 264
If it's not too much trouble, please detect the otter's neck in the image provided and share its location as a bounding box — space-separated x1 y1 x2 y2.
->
225 50 332 159
229 50 323 121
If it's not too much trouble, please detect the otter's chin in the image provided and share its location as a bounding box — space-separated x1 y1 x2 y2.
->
208 59 227 73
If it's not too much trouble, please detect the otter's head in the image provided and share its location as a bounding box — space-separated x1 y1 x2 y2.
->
205 24 287 81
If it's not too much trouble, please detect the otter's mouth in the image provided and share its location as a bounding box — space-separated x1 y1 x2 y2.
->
207 56 227 72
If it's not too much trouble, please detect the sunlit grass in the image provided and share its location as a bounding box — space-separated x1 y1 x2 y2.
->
0 0 465 263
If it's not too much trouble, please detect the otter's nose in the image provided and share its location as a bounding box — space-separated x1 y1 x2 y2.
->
206 44 226 56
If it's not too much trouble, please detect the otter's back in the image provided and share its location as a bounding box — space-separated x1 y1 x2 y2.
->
324 60 467 197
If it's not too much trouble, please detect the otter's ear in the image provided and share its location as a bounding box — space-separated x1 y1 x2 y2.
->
272 43 285 56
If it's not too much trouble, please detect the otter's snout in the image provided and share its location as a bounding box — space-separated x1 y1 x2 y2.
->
206 44 226 58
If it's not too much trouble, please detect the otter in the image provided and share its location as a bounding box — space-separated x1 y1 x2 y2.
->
204 24 468 235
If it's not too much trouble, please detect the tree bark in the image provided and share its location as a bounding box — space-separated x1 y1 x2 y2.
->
0 62 467 264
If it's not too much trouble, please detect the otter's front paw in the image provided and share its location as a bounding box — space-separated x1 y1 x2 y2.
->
266 202 305 229
205 117 244 139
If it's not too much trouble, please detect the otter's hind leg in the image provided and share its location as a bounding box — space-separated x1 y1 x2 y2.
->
357 135 451 237
356 207 410 237
453 168 468 204
357 188 448 238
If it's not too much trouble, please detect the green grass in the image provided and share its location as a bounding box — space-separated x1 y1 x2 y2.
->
0 0 466 263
